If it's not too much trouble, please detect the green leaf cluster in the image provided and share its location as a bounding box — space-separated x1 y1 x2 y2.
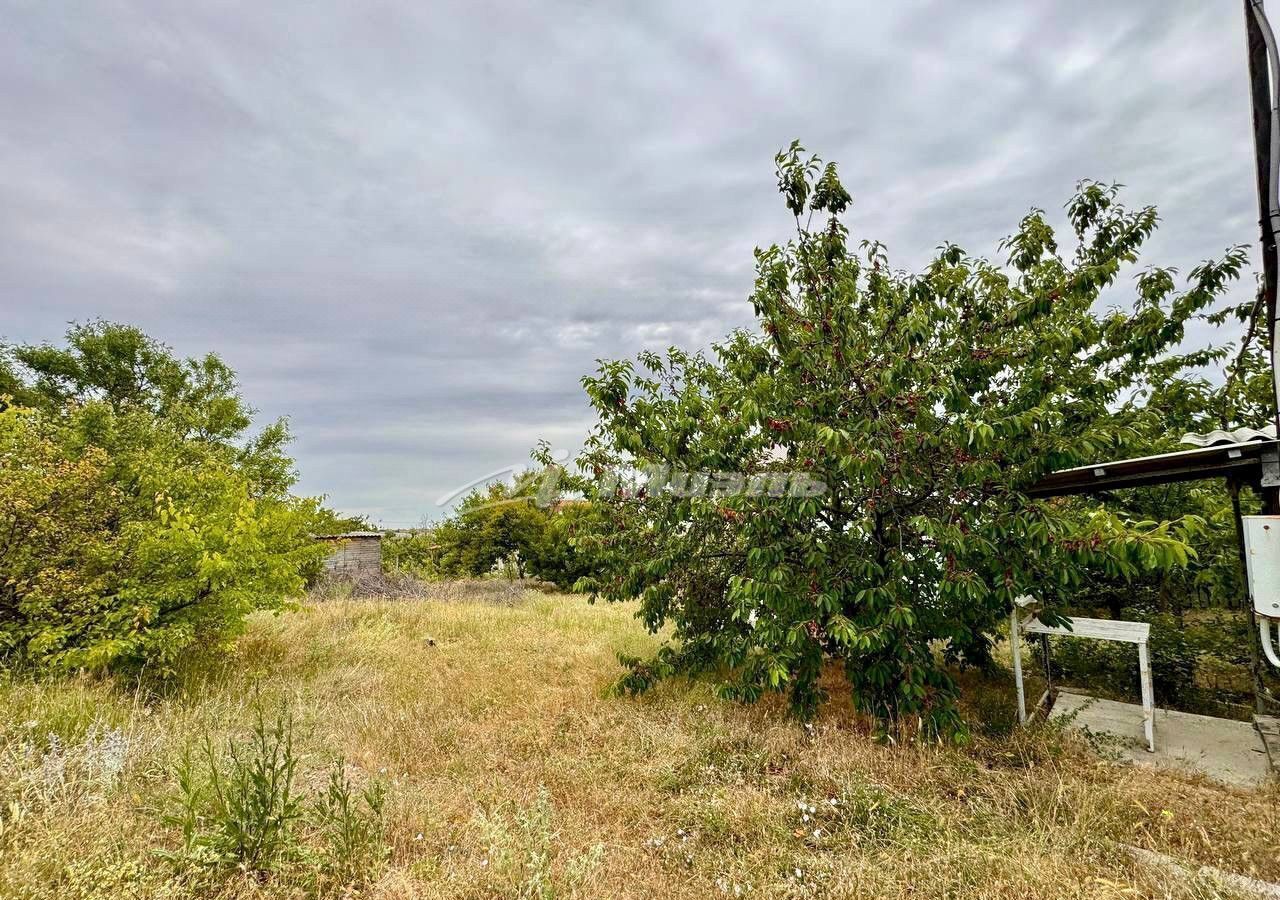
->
402 470 599 589
0 323 330 673
565 144 1247 738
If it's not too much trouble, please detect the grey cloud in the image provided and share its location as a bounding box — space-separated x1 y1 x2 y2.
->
0 0 1262 525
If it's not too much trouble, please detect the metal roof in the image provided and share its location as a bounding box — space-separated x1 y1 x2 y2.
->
1026 438 1280 498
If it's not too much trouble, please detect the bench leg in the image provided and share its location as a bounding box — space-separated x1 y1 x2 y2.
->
1138 641 1155 752
1011 609 1026 725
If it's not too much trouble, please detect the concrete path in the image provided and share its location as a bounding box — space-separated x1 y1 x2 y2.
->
1051 690 1275 788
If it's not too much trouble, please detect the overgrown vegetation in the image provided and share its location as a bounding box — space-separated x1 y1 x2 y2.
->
309 758 389 894
0 594 1274 899
0 323 341 674
164 701 390 893
1011 225 1280 716
563 143 1252 737
168 703 302 873
473 785 603 899
383 476 596 590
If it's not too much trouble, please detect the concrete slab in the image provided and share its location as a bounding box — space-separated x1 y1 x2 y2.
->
1051 690 1275 788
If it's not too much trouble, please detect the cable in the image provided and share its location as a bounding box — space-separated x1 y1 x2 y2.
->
1261 619 1280 667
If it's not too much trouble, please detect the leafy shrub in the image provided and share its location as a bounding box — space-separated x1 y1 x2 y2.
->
167 703 302 874
0 403 325 673
0 323 334 674
413 473 598 590
561 144 1232 737
382 531 445 578
308 758 389 893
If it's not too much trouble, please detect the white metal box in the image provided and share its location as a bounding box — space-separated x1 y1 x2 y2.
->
1243 515 1280 619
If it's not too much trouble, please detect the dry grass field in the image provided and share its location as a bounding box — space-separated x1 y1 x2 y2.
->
0 590 1277 899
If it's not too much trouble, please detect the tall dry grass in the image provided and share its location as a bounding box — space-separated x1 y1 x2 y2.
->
0 592 1275 899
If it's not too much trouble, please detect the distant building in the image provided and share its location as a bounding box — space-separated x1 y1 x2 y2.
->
316 531 383 575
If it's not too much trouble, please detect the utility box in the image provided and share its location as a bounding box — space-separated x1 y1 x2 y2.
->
1243 516 1280 619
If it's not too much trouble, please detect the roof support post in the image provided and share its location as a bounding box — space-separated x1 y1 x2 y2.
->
1244 0 1280 439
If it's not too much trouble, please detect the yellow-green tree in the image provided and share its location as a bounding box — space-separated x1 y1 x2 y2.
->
0 324 330 674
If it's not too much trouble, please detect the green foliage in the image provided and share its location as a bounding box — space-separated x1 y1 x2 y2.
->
167 703 302 874
308 758 389 894
1063 294 1275 619
382 530 444 577
0 323 334 674
433 481 546 578
0 402 324 673
565 143 1243 738
2 320 292 490
166 714 390 891
419 471 598 589
1050 613 1196 706
1044 286 1275 712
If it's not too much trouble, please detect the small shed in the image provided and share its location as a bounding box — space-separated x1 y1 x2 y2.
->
316 531 383 576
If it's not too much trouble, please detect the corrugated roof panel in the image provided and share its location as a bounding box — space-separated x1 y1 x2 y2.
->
1182 424 1277 447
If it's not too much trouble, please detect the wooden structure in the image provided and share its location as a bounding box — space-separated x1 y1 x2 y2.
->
1011 600 1155 752
316 531 383 576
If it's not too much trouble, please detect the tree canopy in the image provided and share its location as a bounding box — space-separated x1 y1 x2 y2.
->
0 323 334 674
562 143 1251 738
388 473 597 590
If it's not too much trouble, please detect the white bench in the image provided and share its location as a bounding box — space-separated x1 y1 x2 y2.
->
1010 602 1154 752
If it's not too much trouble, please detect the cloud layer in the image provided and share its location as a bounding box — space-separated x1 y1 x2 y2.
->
0 0 1261 524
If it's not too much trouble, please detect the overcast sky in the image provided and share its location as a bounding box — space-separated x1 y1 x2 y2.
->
0 0 1263 525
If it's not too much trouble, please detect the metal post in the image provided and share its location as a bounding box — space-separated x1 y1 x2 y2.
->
1244 0 1280 438
1040 633 1053 691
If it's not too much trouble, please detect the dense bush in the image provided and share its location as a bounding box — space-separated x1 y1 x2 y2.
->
388 475 597 590
561 144 1243 737
0 323 332 674
381 531 444 577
